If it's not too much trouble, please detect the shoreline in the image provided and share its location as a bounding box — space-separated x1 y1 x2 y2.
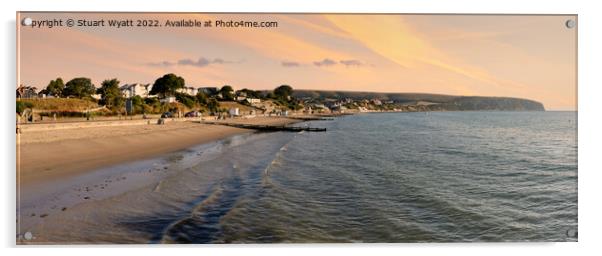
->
17 117 301 186
15 111 577 244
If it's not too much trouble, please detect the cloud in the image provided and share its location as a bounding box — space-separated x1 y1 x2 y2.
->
178 57 211 67
212 58 238 64
324 15 521 89
148 60 176 67
313 58 338 67
339 59 363 67
281 61 301 67
273 58 371 68
149 57 235 68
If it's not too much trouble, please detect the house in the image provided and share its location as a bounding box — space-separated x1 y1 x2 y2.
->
197 87 219 96
246 98 261 104
313 103 327 109
120 83 153 98
160 96 176 103
177 86 198 96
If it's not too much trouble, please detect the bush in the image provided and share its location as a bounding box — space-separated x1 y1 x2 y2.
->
16 101 33 114
175 92 196 109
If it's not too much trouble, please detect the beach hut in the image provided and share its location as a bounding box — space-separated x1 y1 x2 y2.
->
228 108 240 116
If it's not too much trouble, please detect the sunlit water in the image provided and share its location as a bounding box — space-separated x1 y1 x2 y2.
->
22 111 577 243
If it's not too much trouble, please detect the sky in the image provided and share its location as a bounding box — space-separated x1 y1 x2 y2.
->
18 13 577 110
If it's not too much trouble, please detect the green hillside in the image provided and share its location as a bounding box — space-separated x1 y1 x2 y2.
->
292 90 545 111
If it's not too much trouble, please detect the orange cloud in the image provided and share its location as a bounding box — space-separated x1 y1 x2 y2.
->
324 15 527 91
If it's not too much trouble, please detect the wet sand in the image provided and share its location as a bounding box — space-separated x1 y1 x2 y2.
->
17 117 299 186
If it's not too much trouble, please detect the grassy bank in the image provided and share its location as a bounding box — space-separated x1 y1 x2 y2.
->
18 98 99 112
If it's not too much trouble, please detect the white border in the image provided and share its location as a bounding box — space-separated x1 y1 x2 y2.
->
2 0 600 255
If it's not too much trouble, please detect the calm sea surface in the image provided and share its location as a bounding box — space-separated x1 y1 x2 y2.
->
30 111 578 243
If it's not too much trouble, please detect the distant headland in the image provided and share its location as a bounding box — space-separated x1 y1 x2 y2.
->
291 90 545 112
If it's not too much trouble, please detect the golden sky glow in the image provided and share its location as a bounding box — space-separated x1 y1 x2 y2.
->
18 13 576 110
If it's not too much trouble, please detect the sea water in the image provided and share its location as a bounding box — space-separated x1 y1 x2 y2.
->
23 111 577 243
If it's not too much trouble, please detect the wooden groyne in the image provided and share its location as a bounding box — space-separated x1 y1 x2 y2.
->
198 121 327 132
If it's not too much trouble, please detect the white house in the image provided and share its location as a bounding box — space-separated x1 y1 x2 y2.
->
160 96 177 103
120 83 153 98
313 103 327 109
177 86 198 96
246 98 261 104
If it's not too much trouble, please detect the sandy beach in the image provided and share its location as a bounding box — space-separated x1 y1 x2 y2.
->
16 116 307 243
17 117 299 186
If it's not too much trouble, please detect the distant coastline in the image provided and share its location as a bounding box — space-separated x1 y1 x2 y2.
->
292 90 546 112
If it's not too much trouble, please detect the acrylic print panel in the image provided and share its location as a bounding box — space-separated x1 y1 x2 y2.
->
16 12 577 244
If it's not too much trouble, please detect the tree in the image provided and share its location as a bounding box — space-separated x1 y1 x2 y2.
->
45 78 65 97
175 92 196 108
144 97 162 113
131 95 144 114
38 89 48 96
237 88 261 99
207 98 220 113
274 85 293 100
266 91 276 99
63 77 95 98
219 85 234 101
16 85 38 98
254 90 265 99
96 78 124 110
150 73 185 98
196 91 208 105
